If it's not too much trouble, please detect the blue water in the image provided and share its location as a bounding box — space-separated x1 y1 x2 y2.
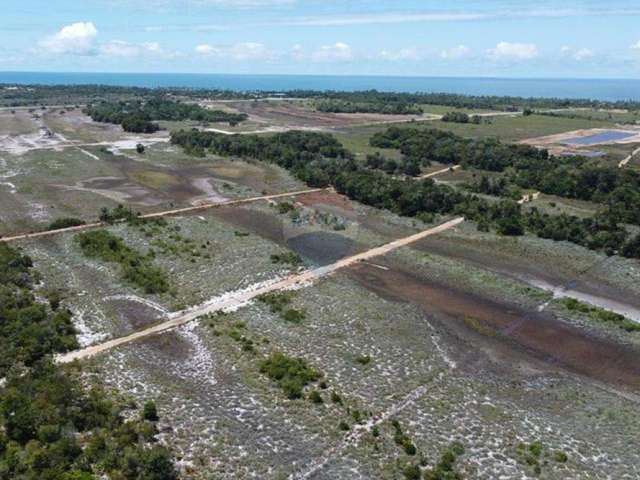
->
1 72 639 101
565 131 636 145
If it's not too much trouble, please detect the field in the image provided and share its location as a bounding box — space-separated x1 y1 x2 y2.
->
2 94 640 479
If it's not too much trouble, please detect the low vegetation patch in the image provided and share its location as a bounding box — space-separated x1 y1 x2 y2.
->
75 230 170 294
561 297 640 332
270 251 303 266
259 352 321 399
46 217 86 231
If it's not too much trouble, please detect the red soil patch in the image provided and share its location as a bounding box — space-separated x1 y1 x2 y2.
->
347 262 640 391
295 190 354 211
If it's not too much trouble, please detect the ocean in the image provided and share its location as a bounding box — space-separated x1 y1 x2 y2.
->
1 72 639 101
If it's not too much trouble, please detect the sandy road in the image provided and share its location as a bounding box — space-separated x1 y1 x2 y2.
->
619 145 640 167
0 188 325 243
517 191 540 204
419 164 461 179
57 216 464 363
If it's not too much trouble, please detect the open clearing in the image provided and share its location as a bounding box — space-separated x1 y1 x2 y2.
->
4 96 640 479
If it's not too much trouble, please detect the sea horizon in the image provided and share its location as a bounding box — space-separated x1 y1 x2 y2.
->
1 71 639 101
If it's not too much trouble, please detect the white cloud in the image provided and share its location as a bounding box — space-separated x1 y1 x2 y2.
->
631 40 640 50
487 42 538 61
440 45 471 59
560 45 594 61
99 41 165 57
39 22 98 55
378 47 421 61
195 42 274 61
311 42 353 62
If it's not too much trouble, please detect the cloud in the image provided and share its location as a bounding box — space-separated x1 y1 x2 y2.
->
631 40 640 50
440 45 471 59
487 42 538 61
379 48 421 61
560 45 594 61
195 42 274 61
39 22 98 55
265 7 640 28
99 41 166 57
311 42 353 62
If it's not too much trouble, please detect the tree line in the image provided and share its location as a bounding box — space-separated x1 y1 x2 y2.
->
84 98 248 133
316 99 423 115
0 242 178 479
169 128 640 260
372 126 640 227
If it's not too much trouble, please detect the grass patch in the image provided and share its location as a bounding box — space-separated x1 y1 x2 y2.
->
75 230 170 294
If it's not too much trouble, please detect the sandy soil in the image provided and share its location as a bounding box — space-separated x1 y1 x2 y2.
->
56 217 464 363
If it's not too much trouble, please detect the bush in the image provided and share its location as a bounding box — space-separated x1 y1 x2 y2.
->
47 217 86 231
75 230 169 294
283 308 306 324
142 400 159 422
259 352 321 399
403 464 421 480
308 390 323 404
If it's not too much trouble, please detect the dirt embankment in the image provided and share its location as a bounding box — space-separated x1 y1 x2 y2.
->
347 261 640 392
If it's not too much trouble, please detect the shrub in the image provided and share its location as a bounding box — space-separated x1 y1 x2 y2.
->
283 308 306 324
75 230 169 294
403 464 421 480
259 352 321 399
142 400 159 422
47 217 86 231
308 390 323 404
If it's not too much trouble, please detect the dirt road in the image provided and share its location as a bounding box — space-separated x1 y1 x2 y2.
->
419 164 461 179
619 145 640 167
0 188 325 243
57 217 464 363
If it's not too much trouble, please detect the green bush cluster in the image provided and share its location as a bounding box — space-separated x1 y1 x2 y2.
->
562 297 640 332
85 98 247 133
317 99 423 115
0 361 177 480
259 352 321 399
0 244 78 376
423 442 465 480
75 230 169 294
270 251 303 266
46 217 86 231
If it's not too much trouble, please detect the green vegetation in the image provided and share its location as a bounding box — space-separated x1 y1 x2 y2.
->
561 297 640 332
270 251 303 266
441 111 481 124
85 98 247 132
75 230 169 294
392 420 417 456
259 352 321 399
0 242 177 479
316 99 423 115
423 442 466 480
170 128 640 260
290 89 640 111
46 217 86 231
0 243 77 376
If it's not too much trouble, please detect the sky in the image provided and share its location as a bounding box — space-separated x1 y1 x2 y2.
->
1 0 639 78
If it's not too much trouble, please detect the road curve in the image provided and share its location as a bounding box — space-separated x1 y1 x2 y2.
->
57 216 464 363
